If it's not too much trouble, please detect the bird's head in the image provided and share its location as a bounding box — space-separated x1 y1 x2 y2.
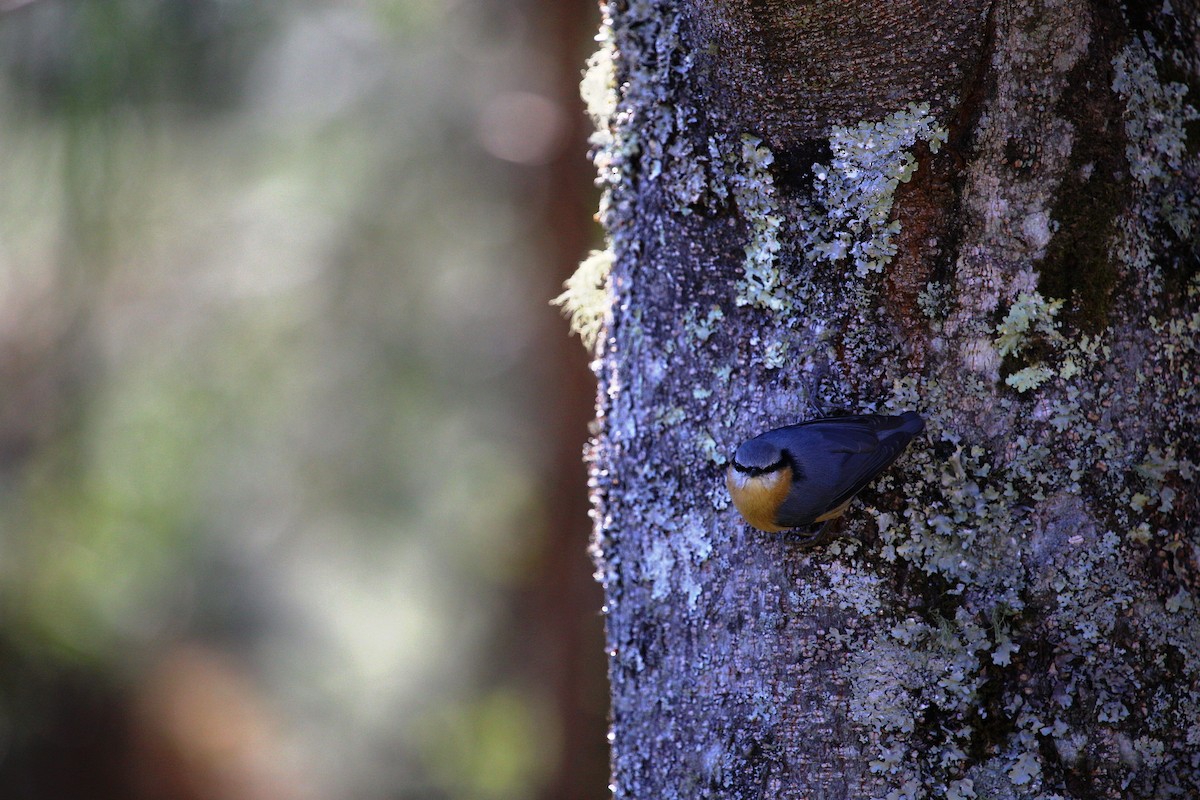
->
731 438 787 475
727 438 794 532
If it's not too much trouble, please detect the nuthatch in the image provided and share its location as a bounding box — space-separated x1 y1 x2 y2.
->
726 411 924 538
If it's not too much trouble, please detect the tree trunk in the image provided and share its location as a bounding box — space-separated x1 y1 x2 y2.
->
560 0 1200 798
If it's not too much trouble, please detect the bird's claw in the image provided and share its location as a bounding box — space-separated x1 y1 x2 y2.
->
781 521 838 549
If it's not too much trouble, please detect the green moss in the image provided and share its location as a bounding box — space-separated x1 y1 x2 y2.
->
553 248 612 350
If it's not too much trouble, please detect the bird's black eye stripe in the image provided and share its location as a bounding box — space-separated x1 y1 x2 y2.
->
734 455 789 476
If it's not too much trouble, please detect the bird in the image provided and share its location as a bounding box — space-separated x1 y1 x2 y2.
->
726 411 925 539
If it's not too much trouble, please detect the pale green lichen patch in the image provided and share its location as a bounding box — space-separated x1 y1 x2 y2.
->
646 535 676 602
849 609 992 796
730 134 788 311
1113 36 1196 196
1111 34 1200 295
759 338 789 370
992 292 1070 393
695 431 725 465
643 510 713 609
802 102 947 278
790 560 885 618
725 106 948 321
995 292 1064 357
684 306 724 342
1005 365 1055 393
716 103 947 403
918 281 950 322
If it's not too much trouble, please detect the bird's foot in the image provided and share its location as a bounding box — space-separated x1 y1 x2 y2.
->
780 521 839 550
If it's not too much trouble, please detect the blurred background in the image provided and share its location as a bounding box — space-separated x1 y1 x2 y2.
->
0 0 607 798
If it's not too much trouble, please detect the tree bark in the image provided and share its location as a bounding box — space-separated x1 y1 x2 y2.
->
566 0 1200 798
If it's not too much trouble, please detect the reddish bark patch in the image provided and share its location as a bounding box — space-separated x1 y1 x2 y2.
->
882 141 958 370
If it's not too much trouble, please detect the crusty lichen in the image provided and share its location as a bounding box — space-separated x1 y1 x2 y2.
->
1111 34 1200 297
804 103 948 278
731 135 788 311
850 287 1200 797
993 291 1066 393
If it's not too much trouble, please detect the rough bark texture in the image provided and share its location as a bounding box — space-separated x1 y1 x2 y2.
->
575 0 1200 798
684 0 993 150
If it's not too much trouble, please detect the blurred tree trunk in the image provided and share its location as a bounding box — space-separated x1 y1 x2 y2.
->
574 1 1200 798
525 2 611 799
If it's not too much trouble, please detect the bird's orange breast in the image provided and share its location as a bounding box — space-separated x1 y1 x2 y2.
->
726 464 793 532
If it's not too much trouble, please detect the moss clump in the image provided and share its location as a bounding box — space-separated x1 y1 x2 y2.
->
1036 7 1130 330
553 248 612 351
1037 151 1126 331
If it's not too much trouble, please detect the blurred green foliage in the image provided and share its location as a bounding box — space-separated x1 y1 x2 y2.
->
0 0 584 796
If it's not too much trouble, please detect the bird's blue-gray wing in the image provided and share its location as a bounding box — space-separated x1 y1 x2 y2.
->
769 416 918 524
